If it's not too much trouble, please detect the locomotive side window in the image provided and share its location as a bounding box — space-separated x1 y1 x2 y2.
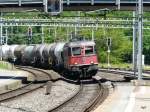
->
72 47 81 56
94 45 97 54
68 47 71 56
85 46 94 55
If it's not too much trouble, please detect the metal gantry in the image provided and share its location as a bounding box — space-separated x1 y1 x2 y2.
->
0 17 149 29
0 17 142 28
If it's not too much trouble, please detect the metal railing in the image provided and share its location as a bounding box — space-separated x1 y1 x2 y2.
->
0 0 150 5
0 0 43 5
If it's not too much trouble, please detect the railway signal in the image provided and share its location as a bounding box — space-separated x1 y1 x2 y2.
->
46 0 63 15
107 38 112 47
27 27 32 44
106 38 111 68
28 27 32 37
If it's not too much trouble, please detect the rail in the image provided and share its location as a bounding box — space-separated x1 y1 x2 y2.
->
83 80 108 112
49 80 82 112
0 66 53 102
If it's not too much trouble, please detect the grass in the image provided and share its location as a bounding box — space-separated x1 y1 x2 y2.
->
99 63 132 69
0 61 12 70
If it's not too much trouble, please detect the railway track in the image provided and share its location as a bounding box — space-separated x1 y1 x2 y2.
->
83 80 108 112
99 68 150 80
49 79 108 112
0 66 53 102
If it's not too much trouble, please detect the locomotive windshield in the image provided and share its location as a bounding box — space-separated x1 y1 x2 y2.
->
85 46 94 55
72 47 81 56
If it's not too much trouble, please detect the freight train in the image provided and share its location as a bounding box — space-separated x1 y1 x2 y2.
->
0 40 98 79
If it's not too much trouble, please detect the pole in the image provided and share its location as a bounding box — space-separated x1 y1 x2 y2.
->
5 27 8 45
107 46 110 68
92 28 94 41
54 27 57 42
75 11 80 37
103 13 110 68
137 0 143 80
28 26 32 45
107 38 111 68
41 26 44 44
116 0 120 10
0 17 2 45
66 27 69 42
133 11 137 77
0 13 2 61
74 26 77 36
44 0 48 13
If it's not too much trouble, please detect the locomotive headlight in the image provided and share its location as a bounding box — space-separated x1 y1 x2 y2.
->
91 61 94 64
75 62 78 65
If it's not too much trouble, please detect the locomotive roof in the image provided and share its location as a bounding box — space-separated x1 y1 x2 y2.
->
66 41 95 47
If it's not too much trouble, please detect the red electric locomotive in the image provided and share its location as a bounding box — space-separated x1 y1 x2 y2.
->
63 39 98 79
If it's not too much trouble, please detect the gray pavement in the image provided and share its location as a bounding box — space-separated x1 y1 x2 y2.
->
94 82 150 112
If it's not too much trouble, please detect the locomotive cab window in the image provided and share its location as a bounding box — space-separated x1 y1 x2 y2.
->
72 47 81 56
85 46 94 55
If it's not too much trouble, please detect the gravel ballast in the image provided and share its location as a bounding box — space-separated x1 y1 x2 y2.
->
0 80 79 112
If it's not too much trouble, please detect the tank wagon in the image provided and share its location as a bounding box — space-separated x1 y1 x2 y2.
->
14 45 26 64
0 45 10 60
53 42 65 70
7 45 19 62
34 44 46 67
42 43 55 68
0 40 98 79
21 45 35 65
32 44 40 65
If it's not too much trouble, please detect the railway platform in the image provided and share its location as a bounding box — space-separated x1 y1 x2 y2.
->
0 69 34 94
94 80 150 112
